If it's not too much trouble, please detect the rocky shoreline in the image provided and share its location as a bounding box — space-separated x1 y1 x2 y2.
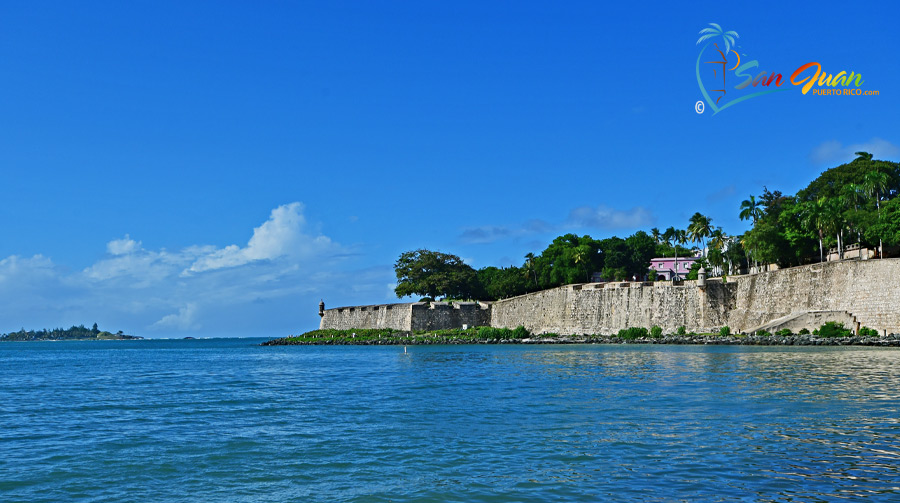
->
263 333 900 347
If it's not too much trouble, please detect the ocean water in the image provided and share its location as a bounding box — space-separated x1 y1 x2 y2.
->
2 340 900 502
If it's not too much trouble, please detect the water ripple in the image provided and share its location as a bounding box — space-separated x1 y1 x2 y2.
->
2 341 900 501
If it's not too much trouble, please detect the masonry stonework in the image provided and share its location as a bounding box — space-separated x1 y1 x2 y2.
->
318 259 900 335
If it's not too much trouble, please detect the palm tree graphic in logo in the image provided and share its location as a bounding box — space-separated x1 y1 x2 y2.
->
697 23 739 105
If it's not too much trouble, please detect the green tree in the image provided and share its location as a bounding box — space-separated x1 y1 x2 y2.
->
535 234 603 287
863 169 891 257
739 195 762 224
801 198 829 263
625 231 657 279
687 212 712 258
394 249 479 300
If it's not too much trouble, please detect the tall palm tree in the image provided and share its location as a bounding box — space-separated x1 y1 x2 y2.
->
662 227 675 280
822 198 845 260
840 183 866 247
573 246 591 283
739 196 762 224
863 169 890 258
674 229 688 280
854 151 874 162
687 212 713 258
524 252 538 287
801 198 828 263
708 227 727 275
650 227 661 245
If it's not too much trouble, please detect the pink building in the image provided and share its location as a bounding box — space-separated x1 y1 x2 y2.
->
649 256 699 280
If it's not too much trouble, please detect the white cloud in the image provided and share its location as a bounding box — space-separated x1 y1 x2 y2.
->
107 235 141 255
153 303 200 331
811 138 900 164
187 202 334 273
0 255 56 284
0 202 362 337
567 205 656 229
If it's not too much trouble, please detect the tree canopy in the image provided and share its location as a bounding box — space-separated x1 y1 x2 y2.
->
394 249 479 300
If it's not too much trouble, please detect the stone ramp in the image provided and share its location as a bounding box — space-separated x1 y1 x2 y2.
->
747 310 858 335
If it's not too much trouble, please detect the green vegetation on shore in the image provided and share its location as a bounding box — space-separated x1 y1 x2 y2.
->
264 322 887 346
0 323 141 342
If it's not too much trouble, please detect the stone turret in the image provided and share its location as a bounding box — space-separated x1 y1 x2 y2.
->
697 267 707 288
319 300 325 317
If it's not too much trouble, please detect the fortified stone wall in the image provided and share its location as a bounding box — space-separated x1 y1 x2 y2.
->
320 301 490 332
319 303 413 331
410 302 491 331
490 280 736 335
317 259 900 335
728 258 900 334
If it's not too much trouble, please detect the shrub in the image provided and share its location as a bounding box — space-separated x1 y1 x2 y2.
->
719 326 731 336
798 328 810 335
755 330 771 336
676 325 687 336
775 329 793 336
512 325 530 339
418 297 433 303
617 327 649 340
650 325 663 338
816 321 852 338
858 326 879 336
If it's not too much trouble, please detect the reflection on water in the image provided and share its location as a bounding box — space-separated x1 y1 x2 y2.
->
1 341 899 502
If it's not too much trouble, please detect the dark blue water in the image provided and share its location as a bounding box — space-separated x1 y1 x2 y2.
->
2 340 900 502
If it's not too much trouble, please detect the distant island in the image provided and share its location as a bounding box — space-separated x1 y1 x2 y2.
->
0 323 142 342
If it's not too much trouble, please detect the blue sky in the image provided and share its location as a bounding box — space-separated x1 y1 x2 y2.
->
2 1 898 337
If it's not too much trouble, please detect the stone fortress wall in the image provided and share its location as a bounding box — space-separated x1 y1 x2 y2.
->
319 258 900 335
319 301 490 332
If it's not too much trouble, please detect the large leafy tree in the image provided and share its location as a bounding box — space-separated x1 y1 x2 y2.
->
534 234 603 287
476 266 530 301
394 249 479 300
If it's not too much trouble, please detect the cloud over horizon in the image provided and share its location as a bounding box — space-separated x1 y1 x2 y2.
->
0 203 372 337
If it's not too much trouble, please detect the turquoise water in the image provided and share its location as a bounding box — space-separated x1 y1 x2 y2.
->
2 340 900 502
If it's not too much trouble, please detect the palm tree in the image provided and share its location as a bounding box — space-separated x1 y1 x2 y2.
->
708 227 727 275
650 227 661 245
674 229 688 280
840 183 866 247
801 198 828 263
822 198 845 260
863 169 890 258
687 212 713 258
573 246 591 283
662 227 675 280
854 151 874 162
524 253 538 287
739 195 762 224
